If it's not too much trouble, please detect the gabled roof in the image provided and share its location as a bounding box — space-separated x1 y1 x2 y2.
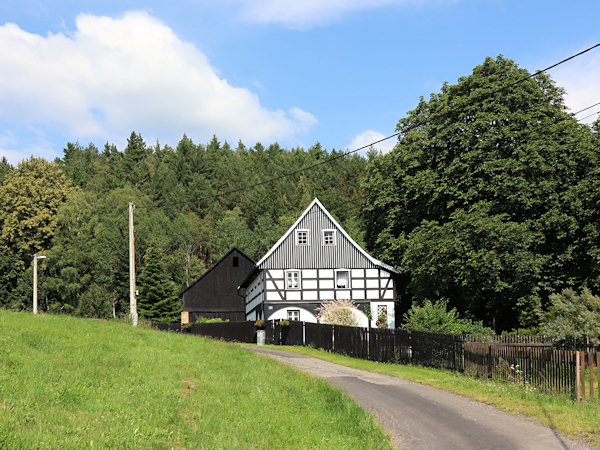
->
178 246 255 297
256 198 398 273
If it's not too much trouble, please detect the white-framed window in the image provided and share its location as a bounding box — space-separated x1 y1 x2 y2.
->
285 270 301 290
335 269 350 289
295 229 309 246
322 229 336 246
287 310 300 321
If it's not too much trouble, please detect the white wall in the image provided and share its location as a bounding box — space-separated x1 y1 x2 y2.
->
370 301 395 328
267 306 317 323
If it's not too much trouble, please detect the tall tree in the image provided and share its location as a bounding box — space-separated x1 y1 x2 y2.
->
137 248 180 323
0 157 75 264
0 156 11 184
362 55 598 331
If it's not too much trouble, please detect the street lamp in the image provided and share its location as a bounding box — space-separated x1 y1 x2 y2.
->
33 254 46 314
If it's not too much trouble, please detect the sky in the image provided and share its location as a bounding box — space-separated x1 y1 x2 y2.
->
0 0 599 165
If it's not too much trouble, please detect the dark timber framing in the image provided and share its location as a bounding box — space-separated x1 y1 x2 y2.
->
240 198 400 327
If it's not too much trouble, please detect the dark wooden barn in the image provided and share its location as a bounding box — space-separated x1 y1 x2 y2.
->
180 247 255 323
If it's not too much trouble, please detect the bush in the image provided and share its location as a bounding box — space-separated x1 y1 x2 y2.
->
316 299 360 326
196 317 228 323
402 299 494 335
543 288 600 345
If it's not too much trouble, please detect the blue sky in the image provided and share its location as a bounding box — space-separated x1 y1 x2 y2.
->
1 0 599 164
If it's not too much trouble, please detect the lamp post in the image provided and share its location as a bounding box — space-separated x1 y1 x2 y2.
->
33 254 46 314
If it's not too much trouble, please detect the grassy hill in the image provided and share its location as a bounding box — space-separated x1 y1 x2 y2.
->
0 311 390 448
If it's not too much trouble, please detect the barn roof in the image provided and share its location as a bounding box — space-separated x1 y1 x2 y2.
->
178 246 255 298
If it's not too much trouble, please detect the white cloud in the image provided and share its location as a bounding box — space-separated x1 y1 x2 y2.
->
0 11 316 152
347 130 397 155
553 48 600 125
232 0 453 28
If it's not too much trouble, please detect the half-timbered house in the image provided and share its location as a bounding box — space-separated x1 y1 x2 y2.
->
239 198 399 327
180 247 255 323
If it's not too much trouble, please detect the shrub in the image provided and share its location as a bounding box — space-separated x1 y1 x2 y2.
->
402 299 494 335
196 317 228 323
543 288 600 345
316 299 360 326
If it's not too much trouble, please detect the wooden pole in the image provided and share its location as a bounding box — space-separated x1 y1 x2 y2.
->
576 351 581 401
597 352 600 401
588 351 594 401
129 201 138 327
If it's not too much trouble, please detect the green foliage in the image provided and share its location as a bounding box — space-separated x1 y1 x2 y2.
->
542 288 600 345
195 316 228 323
362 55 599 331
0 157 75 263
0 156 11 184
137 249 180 323
403 299 494 335
77 283 113 319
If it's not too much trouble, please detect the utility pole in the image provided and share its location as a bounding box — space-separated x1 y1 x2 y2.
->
32 254 46 314
129 201 138 326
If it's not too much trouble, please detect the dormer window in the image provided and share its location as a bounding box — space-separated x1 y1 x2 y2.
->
295 229 309 246
322 229 336 246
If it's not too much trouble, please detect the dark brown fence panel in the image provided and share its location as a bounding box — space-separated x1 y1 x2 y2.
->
283 321 304 346
152 322 181 332
334 325 368 359
190 321 256 343
463 340 580 397
305 322 333 351
369 328 397 363
411 330 463 371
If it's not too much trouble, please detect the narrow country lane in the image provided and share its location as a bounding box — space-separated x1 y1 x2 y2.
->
247 347 591 450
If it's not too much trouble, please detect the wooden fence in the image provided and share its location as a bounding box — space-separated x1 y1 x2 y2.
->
575 350 600 401
463 341 577 396
153 321 599 400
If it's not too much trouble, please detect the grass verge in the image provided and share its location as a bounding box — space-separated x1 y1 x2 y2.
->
0 311 391 448
258 344 600 446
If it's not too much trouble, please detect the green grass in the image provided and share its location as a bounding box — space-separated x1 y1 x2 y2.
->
261 345 600 446
0 311 391 449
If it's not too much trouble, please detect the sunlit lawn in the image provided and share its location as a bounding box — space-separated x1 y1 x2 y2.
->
0 311 391 448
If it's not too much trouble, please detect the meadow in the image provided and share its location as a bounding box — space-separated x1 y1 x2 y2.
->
0 311 390 448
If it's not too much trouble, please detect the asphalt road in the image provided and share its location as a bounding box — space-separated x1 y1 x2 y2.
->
247 347 591 450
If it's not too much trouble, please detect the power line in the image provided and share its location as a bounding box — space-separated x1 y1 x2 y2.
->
572 102 600 116
578 110 600 122
197 42 600 201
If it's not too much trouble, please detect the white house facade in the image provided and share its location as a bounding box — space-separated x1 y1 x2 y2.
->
240 198 399 328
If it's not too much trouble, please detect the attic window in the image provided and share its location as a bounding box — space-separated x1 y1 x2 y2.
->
322 229 336 246
295 229 309 246
233 256 239 267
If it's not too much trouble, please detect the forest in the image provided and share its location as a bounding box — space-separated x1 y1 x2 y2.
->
1 56 599 333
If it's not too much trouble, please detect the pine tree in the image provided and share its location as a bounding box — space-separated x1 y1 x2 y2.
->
137 249 180 323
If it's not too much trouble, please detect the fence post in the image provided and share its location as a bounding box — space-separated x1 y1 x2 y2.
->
589 351 594 401
597 351 600 401
576 351 581 401
302 321 306 346
580 351 586 400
